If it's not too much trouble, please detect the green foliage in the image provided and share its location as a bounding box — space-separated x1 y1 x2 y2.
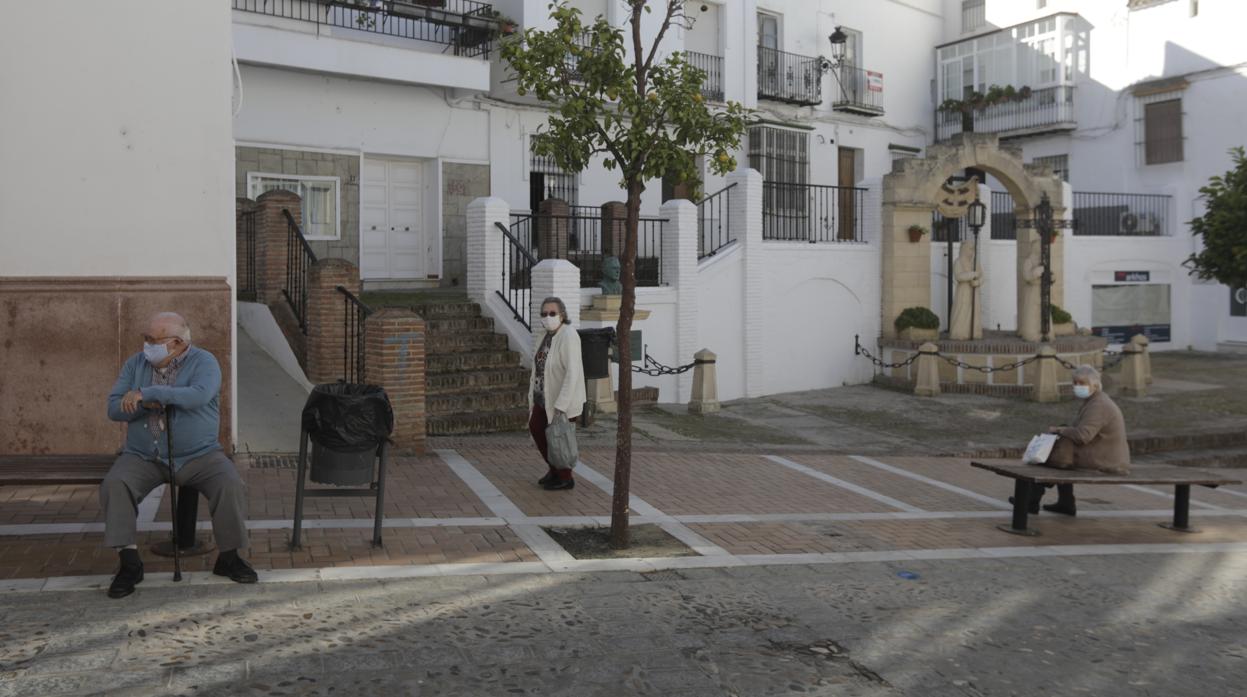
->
1186 147 1247 289
939 85 1033 114
894 307 940 332
499 2 749 193
1050 304 1072 325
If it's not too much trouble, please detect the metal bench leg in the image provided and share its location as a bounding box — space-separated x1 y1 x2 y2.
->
999 479 1040 536
291 430 309 550
372 442 387 549
1160 484 1200 533
150 486 214 557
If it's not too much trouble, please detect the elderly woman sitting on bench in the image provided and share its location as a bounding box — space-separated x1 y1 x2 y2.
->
1013 364 1131 516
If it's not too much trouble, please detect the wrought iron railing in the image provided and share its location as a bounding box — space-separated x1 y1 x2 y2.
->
497 220 537 331
231 0 497 59
761 183 866 243
685 50 724 102
936 86 1075 141
336 286 373 384
831 64 883 115
757 46 823 105
697 183 734 260
565 30 597 82
991 190 1018 240
1072 192 1171 236
283 209 317 334
236 207 258 301
508 212 664 289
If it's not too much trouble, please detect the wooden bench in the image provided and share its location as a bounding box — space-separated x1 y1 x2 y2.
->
971 460 1242 536
0 453 212 556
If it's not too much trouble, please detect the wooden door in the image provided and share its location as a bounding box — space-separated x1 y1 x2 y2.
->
837 148 857 241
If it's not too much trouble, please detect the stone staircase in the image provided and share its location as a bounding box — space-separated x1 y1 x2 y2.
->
416 299 530 435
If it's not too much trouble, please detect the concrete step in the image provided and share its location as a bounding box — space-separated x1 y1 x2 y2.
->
427 350 521 374
428 408 529 435
427 367 530 396
425 316 495 334
429 389 529 416
426 332 510 354
411 302 482 320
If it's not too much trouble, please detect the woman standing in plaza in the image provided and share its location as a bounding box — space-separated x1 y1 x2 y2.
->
529 297 586 491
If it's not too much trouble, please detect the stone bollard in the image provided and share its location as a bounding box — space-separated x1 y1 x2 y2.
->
913 342 941 397
1130 334 1153 385
586 362 617 415
1032 346 1060 403
688 349 720 415
1120 342 1148 397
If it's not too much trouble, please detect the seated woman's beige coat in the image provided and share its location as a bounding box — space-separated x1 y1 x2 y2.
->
1050 391 1130 475
529 325 586 423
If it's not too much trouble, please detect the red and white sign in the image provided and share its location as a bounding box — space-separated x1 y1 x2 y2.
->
866 71 884 92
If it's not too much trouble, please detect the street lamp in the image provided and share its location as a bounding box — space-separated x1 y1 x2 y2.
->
828 27 847 64
967 197 986 338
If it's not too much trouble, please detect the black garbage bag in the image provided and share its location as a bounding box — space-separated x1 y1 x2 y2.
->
301 383 394 452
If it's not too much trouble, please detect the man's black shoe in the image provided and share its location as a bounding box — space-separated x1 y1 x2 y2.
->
108 549 144 599
542 477 575 491
213 551 259 584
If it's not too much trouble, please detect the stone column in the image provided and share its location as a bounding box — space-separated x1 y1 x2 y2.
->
881 204 934 339
306 258 362 385
913 342 941 397
530 259 581 351
254 189 302 306
661 197 698 403
466 197 509 309
1120 342 1148 397
1131 334 1153 384
364 308 427 454
729 167 765 397
1032 346 1060 403
688 349 720 414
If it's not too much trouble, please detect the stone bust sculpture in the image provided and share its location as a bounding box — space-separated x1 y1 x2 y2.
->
599 256 622 295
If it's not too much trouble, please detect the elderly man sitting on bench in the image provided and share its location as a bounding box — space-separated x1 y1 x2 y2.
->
101 312 256 598
1012 364 1130 516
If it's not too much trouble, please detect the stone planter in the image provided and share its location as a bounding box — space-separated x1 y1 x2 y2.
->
1053 322 1076 337
899 327 939 342
907 227 926 243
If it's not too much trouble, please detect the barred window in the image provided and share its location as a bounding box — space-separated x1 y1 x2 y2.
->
747 126 808 187
962 0 985 33
1143 98 1183 165
530 140 578 209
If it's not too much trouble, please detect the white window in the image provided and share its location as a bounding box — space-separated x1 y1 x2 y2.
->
962 0 985 33
247 173 341 240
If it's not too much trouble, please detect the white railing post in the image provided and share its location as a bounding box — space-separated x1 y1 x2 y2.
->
729 167 765 398
467 197 509 308
661 198 699 403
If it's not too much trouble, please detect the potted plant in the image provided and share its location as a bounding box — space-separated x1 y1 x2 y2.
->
906 224 927 243
895 306 940 342
938 84 1033 133
1050 304 1075 337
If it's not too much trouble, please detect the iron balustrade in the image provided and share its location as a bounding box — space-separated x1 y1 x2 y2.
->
991 190 1018 240
283 209 318 334
531 213 663 287
237 208 258 301
336 286 373 384
757 46 823 106
831 65 884 115
498 218 537 331
685 50 724 102
936 86 1075 141
697 184 735 260
1072 192 1171 236
761 182 866 243
231 0 497 59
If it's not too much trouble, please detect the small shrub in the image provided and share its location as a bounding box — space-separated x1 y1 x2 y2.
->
895 306 940 332
1050 304 1072 325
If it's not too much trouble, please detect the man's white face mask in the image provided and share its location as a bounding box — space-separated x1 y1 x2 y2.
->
143 342 171 365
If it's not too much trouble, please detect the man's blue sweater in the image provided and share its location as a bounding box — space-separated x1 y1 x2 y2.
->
106 346 223 469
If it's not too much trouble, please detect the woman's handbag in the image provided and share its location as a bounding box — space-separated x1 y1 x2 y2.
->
545 412 579 469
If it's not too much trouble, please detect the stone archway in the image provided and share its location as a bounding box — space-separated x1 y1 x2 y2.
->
880 133 1067 340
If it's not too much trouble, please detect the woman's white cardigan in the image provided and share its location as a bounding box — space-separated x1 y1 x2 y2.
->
529 325 587 422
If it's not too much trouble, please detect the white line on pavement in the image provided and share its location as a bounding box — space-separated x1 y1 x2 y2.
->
1123 484 1224 510
849 455 1013 509
765 455 926 513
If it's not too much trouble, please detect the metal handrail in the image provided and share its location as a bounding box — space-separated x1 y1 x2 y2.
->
237 208 258 301
697 183 735 260
336 286 373 384
757 45 823 105
282 209 318 334
496 220 535 331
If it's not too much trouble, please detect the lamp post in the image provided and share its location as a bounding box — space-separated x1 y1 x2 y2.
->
967 197 986 339
1017 192 1076 342
823 27 848 101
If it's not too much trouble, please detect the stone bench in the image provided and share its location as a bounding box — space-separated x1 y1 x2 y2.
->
971 460 1242 536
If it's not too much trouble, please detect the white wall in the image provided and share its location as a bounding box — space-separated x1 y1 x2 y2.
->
696 248 747 401
0 2 235 278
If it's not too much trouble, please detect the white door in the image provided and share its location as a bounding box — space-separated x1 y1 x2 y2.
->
360 158 428 280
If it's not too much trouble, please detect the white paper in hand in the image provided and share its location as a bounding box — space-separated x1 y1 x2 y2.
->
1022 433 1059 465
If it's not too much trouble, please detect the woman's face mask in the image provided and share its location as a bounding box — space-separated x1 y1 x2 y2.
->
541 315 563 332
1073 384 1092 399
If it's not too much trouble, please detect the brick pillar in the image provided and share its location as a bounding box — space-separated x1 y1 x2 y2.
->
536 198 570 259
306 258 362 385
729 168 765 397
661 197 698 402
530 259 581 351
254 189 302 305
601 201 627 257
466 197 510 308
364 308 427 454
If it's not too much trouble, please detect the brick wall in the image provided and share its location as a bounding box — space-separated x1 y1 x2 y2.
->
440 162 490 289
364 308 427 454
306 259 363 385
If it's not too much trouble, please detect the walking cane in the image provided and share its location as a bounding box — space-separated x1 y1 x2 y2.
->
163 405 182 582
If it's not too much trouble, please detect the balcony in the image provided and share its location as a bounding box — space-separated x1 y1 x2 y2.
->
935 86 1075 141
231 0 499 59
831 65 884 117
757 46 822 106
685 50 724 102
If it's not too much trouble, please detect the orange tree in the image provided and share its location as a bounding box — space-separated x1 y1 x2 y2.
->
1186 147 1247 289
501 1 747 547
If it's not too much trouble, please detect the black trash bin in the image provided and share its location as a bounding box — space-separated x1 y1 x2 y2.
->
301 384 394 486
578 327 616 380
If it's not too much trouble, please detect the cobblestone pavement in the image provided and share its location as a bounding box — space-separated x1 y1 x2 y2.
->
2 551 1246 696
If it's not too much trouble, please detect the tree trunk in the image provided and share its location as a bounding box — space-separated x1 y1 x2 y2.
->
609 177 643 549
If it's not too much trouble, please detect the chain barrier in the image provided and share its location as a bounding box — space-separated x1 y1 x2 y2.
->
853 335 922 370
631 350 697 377
856 336 1136 375
939 354 1039 373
